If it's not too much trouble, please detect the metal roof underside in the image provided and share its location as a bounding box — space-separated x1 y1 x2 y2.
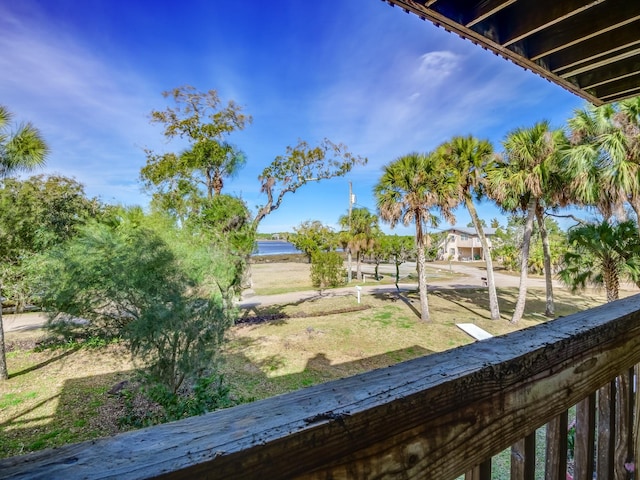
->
383 0 640 105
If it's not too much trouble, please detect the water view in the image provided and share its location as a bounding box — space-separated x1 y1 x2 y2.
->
254 240 302 256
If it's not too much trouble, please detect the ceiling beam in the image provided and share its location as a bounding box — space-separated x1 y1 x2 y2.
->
465 0 516 28
548 20 640 74
559 47 640 79
496 0 605 47
527 0 640 60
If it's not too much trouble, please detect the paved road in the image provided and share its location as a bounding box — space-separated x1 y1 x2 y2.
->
238 261 553 308
1 262 556 331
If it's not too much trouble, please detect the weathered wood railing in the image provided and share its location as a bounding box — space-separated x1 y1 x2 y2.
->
3 294 640 479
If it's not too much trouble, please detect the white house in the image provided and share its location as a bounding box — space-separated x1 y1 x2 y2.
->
437 227 496 262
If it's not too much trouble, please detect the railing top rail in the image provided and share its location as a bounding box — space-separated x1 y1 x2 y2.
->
4 294 640 480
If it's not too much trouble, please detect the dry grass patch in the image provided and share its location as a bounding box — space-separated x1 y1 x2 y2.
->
0 335 134 458
222 286 609 403
249 262 314 294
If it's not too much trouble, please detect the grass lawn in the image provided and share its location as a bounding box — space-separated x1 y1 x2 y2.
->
0 262 616 461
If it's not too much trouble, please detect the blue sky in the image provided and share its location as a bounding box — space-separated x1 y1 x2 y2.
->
1 0 586 235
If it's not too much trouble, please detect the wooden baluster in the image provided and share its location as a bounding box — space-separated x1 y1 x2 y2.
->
598 380 616 479
545 411 568 480
464 459 491 480
614 370 633 479
511 432 536 480
574 393 596 480
631 365 640 478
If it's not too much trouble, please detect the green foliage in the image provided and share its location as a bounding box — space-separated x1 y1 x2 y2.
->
191 194 256 256
254 139 367 227
377 233 417 285
527 217 566 275
0 105 49 178
36 208 237 394
559 219 640 301
141 86 251 219
0 175 100 311
338 207 380 279
0 175 98 258
119 374 238 428
493 214 524 271
310 251 346 289
291 220 336 262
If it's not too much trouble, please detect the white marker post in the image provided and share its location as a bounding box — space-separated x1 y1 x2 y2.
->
356 285 362 304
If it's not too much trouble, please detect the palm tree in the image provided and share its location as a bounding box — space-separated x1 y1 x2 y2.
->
566 98 640 233
338 207 379 280
487 121 562 323
0 105 49 380
438 136 500 320
559 220 640 302
374 152 459 322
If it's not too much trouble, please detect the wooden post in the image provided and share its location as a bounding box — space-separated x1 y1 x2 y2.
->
465 459 491 480
598 381 616 479
614 370 634 479
545 411 568 480
511 432 536 480
574 393 596 480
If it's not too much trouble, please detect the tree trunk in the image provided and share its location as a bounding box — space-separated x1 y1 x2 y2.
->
467 199 500 320
603 260 619 302
356 251 362 281
0 279 8 380
511 198 536 324
535 204 555 317
415 220 430 322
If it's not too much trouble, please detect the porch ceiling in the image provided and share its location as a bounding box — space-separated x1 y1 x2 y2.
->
383 0 640 105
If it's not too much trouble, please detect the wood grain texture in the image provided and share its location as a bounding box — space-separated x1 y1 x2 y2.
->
3 294 640 479
545 411 568 480
511 433 535 480
574 393 595 480
597 381 616 480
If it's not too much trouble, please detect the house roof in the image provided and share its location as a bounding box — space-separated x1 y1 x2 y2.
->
383 0 640 105
442 227 497 236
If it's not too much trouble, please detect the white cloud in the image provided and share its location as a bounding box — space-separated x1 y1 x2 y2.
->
414 51 460 86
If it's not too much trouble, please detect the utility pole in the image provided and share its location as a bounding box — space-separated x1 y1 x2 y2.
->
347 182 354 282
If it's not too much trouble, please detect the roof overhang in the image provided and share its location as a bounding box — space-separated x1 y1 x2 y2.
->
383 0 640 105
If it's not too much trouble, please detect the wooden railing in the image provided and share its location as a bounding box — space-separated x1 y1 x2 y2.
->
3 294 640 479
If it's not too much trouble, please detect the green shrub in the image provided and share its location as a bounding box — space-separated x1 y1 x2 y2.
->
310 251 346 289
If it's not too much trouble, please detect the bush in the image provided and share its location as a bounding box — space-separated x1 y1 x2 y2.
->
36 209 237 395
310 251 346 289
119 373 238 428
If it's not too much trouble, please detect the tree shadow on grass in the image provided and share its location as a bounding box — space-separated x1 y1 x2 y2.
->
236 294 371 327
0 367 135 459
9 346 80 379
370 290 422 319
223 344 434 402
430 288 495 321
432 287 607 324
